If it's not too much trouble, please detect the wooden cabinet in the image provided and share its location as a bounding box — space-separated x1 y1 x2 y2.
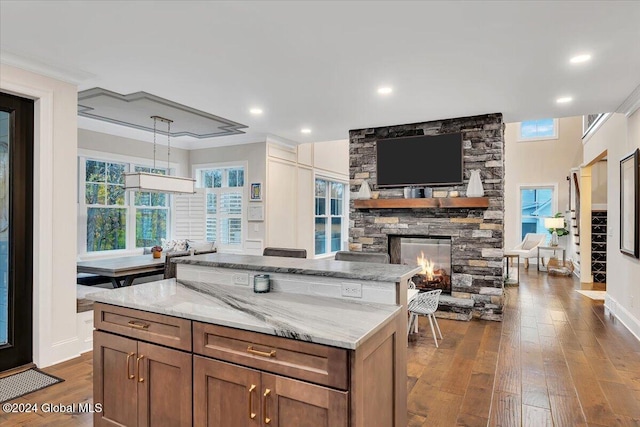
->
93 331 138 427
94 302 404 427
94 331 192 427
194 356 347 427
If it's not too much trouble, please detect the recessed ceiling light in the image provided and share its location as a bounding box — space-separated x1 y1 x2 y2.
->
249 108 263 115
377 87 393 95
301 128 311 134
570 54 592 64
556 96 573 104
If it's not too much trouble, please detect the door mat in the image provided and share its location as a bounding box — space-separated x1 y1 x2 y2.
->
0 368 64 403
576 290 606 300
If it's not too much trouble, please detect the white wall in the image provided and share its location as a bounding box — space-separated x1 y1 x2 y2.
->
1 64 79 367
591 160 608 206
504 117 583 260
584 111 640 341
265 140 349 257
189 141 267 252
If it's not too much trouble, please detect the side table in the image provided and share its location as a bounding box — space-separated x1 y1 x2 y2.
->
503 254 520 285
537 246 566 272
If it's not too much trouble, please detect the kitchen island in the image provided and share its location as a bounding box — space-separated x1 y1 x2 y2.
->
88 253 418 427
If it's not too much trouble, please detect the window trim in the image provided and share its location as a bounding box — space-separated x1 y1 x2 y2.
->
192 161 248 253
78 149 178 256
516 183 558 244
517 118 559 142
313 174 349 259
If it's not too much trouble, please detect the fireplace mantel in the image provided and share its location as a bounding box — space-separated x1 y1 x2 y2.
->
353 197 489 209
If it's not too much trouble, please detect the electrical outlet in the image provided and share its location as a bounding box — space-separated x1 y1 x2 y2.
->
341 282 362 298
232 273 249 286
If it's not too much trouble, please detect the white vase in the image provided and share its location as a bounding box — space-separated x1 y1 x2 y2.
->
466 169 484 197
357 180 372 199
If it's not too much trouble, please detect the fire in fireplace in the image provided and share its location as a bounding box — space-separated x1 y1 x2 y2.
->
413 249 451 291
390 237 452 294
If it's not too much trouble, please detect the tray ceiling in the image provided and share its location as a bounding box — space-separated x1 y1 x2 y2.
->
78 88 247 139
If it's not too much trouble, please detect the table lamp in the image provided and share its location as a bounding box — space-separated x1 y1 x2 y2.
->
544 217 565 246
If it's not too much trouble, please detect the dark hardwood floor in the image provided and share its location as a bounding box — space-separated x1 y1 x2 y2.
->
2 269 639 426
0 352 93 426
408 269 640 426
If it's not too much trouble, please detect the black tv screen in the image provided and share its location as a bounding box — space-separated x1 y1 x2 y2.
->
376 133 463 187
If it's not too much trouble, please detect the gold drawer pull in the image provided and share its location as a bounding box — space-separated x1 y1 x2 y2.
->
128 320 150 329
263 388 271 424
247 345 276 358
136 355 145 383
126 352 135 379
248 384 256 419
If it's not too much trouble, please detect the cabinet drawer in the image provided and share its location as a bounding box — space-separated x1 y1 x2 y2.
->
94 303 191 351
193 322 348 390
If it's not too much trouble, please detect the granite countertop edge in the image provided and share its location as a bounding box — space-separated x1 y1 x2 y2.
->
173 254 421 283
86 279 401 350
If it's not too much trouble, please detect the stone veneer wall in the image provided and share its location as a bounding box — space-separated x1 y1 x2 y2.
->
349 113 505 321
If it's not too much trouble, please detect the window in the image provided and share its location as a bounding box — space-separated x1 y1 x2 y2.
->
198 166 245 250
315 178 347 256
133 166 170 248
520 187 554 241
518 118 558 141
85 160 127 251
80 158 170 253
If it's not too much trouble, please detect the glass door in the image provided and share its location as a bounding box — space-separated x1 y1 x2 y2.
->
0 92 34 372
0 110 8 347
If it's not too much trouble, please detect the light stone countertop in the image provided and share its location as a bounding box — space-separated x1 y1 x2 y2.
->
86 279 401 350
173 253 421 283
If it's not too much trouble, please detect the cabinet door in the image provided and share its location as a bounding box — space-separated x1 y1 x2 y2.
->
194 356 262 427
137 341 192 427
261 373 348 427
94 331 139 427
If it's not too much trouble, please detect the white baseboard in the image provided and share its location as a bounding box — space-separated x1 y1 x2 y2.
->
605 294 640 342
40 337 81 368
76 311 94 354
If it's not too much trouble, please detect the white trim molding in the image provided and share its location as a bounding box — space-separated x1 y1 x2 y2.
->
617 83 640 117
605 294 640 343
582 113 612 143
2 63 81 368
0 50 95 85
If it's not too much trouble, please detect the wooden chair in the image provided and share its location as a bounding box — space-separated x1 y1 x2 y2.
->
408 289 443 348
334 251 390 263
262 247 307 258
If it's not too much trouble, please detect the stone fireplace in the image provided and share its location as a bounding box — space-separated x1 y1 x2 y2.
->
349 113 505 321
389 236 452 294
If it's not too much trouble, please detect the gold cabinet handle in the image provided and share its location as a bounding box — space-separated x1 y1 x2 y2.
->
248 384 256 419
136 355 145 383
247 345 276 358
128 320 150 329
263 388 271 424
126 352 135 379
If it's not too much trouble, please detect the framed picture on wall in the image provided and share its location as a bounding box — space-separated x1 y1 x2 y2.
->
620 148 639 258
250 182 262 201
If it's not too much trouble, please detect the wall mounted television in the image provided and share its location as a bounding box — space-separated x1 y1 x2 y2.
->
376 133 463 187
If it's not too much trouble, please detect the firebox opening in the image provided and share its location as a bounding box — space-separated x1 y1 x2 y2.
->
389 236 452 295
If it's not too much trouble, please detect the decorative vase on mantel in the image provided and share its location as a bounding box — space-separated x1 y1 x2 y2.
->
357 180 372 199
466 170 484 197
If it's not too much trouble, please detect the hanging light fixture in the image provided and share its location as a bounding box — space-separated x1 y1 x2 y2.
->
124 115 195 194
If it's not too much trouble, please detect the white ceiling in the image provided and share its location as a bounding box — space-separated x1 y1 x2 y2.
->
1 1 639 149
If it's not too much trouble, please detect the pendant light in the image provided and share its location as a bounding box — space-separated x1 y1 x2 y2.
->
124 115 195 194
